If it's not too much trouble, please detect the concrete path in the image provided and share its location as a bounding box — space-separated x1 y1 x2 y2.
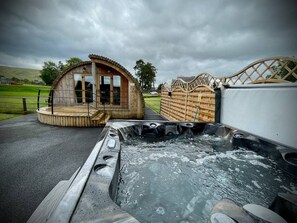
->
0 114 102 223
144 106 166 120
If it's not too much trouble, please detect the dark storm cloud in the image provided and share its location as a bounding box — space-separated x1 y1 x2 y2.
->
0 0 296 84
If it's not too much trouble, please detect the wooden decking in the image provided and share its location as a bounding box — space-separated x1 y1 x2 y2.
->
37 106 111 127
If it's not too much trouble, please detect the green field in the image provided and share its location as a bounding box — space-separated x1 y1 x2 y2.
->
0 86 161 121
0 113 22 121
0 65 41 81
0 85 50 115
144 94 161 113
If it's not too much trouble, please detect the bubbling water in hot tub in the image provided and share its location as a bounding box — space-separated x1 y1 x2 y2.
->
116 133 297 223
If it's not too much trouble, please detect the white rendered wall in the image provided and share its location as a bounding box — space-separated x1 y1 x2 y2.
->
221 84 297 150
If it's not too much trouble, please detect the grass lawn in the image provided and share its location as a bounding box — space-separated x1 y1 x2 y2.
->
0 86 162 120
0 85 50 115
0 113 22 121
144 94 161 114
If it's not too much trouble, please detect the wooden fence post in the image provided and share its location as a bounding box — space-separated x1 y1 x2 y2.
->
22 97 27 113
37 89 41 111
51 90 54 115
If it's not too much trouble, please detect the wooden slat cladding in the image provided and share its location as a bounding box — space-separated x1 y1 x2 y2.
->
160 85 215 122
160 56 297 123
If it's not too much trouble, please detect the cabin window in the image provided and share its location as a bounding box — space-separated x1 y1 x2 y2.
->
74 74 93 104
113 75 121 105
85 76 93 103
74 74 82 103
100 76 110 105
75 72 124 106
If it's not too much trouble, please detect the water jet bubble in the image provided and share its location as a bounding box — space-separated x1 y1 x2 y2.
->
156 206 165 215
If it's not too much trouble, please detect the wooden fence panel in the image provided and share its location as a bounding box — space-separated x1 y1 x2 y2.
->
160 56 297 123
160 85 215 122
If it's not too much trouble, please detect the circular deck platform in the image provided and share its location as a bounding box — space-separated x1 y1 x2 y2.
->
37 106 108 127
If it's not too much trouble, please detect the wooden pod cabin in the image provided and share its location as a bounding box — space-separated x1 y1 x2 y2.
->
37 54 145 127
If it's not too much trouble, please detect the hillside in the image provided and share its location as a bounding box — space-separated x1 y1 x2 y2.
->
0 65 41 82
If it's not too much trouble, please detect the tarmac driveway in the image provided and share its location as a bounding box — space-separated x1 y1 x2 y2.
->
0 114 102 222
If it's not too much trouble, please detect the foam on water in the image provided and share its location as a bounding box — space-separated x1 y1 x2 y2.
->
116 134 297 222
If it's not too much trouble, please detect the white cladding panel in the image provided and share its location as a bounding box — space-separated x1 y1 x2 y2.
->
221 85 297 149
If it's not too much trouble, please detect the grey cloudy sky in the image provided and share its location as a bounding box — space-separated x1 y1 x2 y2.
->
0 0 296 85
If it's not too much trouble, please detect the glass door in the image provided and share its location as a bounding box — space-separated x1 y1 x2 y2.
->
74 74 82 103
98 75 122 106
74 74 93 104
100 76 110 105
84 75 93 103
113 76 121 105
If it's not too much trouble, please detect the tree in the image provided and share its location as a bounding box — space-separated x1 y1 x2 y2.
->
157 83 163 92
57 61 65 71
40 61 60 85
64 57 83 70
134 59 157 91
11 77 20 83
23 79 30 84
40 57 83 86
134 59 145 87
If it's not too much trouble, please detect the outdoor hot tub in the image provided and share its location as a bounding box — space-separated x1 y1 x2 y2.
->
29 121 297 223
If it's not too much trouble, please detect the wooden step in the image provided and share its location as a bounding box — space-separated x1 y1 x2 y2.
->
90 110 102 119
98 114 111 124
91 112 104 121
